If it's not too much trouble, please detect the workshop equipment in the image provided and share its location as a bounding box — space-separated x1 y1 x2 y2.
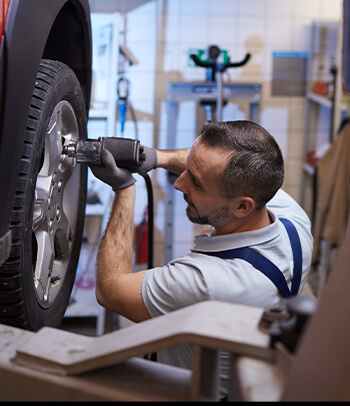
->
190 45 251 121
117 77 130 134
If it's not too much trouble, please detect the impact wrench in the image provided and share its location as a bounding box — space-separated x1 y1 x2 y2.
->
62 137 145 172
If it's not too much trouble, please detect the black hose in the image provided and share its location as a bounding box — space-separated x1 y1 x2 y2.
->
138 172 154 269
139 172 157 362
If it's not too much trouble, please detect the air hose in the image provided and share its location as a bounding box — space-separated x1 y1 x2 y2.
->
138 172 154 269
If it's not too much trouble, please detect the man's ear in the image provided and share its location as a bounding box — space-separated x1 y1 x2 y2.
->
233 197 255 218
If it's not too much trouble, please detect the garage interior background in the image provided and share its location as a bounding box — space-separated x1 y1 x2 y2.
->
76 0 344 315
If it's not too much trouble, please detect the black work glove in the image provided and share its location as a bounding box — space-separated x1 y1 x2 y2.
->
138 146 158 173
90 149 136 191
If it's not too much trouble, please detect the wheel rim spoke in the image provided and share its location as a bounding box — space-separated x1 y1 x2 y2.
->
41 108 63 177
53 211 72 258
33 186 49 232
34 230 55 302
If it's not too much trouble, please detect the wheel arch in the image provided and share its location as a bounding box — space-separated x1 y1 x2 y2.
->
43 0 92 112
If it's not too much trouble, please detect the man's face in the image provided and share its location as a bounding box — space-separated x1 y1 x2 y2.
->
174 138 236 231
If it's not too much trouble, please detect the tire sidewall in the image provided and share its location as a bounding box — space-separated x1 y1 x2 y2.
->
23 62 87 330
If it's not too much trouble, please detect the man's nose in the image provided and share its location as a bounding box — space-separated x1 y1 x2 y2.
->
174 171 189 194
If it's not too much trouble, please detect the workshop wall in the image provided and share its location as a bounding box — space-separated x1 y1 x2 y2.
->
110 0 343 265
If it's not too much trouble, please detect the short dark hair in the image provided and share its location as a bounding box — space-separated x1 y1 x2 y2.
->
198 120 284 210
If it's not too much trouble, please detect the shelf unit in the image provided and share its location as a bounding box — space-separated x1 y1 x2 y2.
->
301 20 349 219
301 20 350 296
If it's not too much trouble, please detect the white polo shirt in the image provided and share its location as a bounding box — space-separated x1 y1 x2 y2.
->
141 189 313 369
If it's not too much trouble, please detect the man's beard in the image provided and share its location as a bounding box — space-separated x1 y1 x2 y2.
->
184 195 230 226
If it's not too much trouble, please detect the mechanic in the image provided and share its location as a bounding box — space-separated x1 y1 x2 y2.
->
90 120 313 394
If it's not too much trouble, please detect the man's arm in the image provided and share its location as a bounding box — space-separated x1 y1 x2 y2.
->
95 185 151 323
91 146 190 323
156 149 190 175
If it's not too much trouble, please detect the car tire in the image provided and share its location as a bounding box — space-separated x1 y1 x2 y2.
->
0 59 88 331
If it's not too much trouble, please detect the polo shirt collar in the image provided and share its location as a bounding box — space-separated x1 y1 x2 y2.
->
191 210 279 252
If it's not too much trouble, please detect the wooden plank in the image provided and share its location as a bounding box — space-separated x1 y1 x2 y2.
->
12 301 273 376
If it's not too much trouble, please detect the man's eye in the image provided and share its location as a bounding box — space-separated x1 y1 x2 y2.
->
187 170 202 190
192 179 201 189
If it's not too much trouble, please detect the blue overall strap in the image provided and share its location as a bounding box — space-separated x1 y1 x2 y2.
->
279 218 302 296
200 218 302 298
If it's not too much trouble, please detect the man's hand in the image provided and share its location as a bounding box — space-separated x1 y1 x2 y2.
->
138 146 158 173
90 149 136 191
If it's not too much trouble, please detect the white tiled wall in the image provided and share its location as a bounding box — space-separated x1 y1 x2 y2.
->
91 0 343 265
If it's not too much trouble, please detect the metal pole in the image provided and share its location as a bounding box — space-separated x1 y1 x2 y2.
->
216 70 224 121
